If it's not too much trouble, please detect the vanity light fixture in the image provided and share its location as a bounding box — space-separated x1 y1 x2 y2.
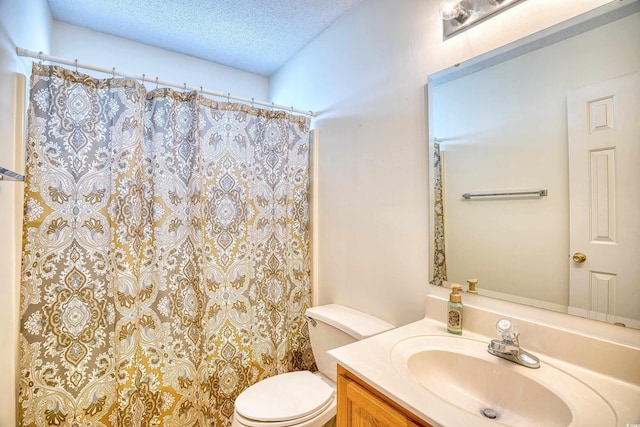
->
440 0 526 39
439 0 470 23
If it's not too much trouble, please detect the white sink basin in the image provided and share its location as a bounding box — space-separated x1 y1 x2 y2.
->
390 335 616 427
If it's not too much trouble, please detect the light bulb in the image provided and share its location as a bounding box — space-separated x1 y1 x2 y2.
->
439 0 469 23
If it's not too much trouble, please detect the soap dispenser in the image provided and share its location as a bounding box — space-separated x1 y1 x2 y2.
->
447 284 463 335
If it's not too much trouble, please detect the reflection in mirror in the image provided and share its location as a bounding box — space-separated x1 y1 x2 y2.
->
428 1 640 328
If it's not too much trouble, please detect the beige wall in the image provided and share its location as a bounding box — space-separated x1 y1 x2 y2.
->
51 21 270 101
270 0 612 327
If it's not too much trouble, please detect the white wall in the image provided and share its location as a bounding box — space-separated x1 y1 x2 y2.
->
270 0 612 327
52 22 269 100
0 1 51 425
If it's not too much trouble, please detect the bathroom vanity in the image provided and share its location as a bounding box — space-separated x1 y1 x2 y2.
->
330 286 640 427
337 365 430 427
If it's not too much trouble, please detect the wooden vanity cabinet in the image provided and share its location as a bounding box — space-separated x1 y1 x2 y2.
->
336 365 434 427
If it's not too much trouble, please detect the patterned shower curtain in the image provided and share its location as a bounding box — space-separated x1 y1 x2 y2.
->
432 142 447 286
19 63 314 427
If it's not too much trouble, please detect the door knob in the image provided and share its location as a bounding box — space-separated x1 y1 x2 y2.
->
572 252 587 263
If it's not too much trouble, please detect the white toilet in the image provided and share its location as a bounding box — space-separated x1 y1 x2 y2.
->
232 304 394 427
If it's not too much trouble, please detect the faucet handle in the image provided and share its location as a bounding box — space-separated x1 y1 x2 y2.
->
496 318 519 343
489 318 540 368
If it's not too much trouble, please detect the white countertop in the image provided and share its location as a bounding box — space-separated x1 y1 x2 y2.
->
329 315 640 427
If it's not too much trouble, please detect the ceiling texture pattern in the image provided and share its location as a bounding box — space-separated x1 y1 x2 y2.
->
47 0 363 76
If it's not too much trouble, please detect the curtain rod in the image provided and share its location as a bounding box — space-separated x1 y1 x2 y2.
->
16 47 316 117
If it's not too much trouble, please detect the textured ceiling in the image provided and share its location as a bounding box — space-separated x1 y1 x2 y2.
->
47 0 363 76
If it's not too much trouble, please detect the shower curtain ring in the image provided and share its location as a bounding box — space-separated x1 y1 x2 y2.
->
141 73 146 85
155 77 159 89
74 59 78 74
112 67 116 79
38 51 43 64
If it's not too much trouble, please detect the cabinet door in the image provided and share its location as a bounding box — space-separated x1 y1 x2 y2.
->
337 370 422 427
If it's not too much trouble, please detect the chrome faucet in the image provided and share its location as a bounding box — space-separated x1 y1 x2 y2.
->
487 319 540 369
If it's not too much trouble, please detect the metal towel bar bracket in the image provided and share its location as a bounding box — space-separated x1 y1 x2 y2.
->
462 189 547 199
0 166 25 182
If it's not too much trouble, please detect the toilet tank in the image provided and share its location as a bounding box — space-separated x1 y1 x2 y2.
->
305 304 394 383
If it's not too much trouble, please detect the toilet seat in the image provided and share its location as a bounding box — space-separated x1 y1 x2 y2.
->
234 371 335 427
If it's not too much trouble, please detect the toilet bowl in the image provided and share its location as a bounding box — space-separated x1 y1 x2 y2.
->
231 304 394 427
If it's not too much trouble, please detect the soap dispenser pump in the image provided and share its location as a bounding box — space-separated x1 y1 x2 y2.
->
447 284 463 335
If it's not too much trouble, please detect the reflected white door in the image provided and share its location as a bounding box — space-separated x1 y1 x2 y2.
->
567 72 640 328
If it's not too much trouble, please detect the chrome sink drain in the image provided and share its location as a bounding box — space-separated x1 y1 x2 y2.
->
481 408 498 420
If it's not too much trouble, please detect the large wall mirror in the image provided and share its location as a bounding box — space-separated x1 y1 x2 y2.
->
428 0 640 328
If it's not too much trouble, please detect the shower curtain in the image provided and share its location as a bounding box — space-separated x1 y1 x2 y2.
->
19 63 314 427
433 142 447 286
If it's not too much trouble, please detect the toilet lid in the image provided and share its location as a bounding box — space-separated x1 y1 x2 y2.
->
235 371 335 423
